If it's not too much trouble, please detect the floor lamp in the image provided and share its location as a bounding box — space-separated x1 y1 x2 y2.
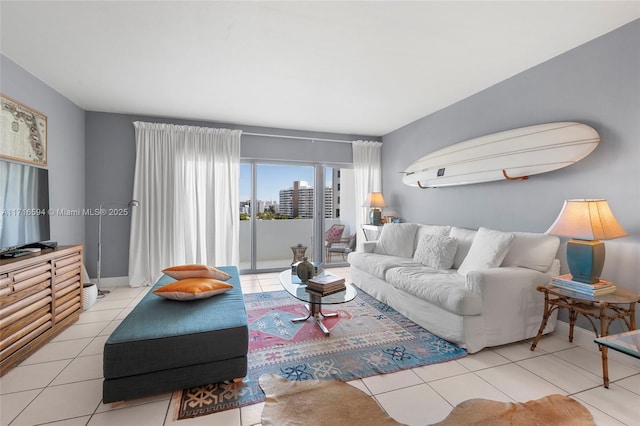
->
97 199 139 297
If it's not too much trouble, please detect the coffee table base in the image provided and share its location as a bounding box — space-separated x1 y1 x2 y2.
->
291 300 337 335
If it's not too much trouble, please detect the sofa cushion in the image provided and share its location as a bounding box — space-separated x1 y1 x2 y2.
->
501 232 560 272
458 227 514 277
413 234 457 269
373 223 419 258
449 227 478 269
348 252 418 280
413 224 452 253
386 266 482 315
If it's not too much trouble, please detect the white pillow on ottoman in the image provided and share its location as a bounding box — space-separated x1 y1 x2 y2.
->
374 223 418 258
413 234 458 269
458 227 514 277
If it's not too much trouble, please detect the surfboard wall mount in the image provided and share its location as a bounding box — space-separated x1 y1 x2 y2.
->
402 122 599 189
502 170 529 181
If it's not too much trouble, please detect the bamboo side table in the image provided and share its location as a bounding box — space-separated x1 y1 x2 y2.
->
530 284 639 388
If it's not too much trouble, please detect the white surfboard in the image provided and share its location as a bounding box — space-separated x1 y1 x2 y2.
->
402 122 599 188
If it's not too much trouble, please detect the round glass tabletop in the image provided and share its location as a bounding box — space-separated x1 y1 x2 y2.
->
279 269 357 305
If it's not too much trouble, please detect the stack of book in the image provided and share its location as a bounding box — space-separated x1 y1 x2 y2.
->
551 274 617 296
305 273 346 296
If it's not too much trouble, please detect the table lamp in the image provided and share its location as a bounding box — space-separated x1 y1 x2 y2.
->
362 192 386 225
546 199 627 284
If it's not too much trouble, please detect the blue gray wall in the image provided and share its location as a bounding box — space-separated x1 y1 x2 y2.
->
0 54 86 247
84 112 375 278
382 20 639 328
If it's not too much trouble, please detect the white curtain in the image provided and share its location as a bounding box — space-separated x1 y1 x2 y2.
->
129 122 241 287
352 140 383 247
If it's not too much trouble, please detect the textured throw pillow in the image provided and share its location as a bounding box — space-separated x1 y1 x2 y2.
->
373 223 419 258
413 234 458 269
413 225 452 254
457 227 515 277
162 264 231 281
153 278 233 301
449 227 478 269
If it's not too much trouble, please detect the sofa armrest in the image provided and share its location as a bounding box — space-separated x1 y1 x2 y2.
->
465 267 551 296
464 266 555 347
361 241 377 253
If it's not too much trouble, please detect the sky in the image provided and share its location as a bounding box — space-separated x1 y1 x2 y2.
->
240 164 331 201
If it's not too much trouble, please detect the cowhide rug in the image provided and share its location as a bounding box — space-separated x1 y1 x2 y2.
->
258 374 595 426
259 374 403 426
432 394 595 425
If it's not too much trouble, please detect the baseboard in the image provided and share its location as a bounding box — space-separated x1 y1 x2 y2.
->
555 320 640 368
91 276 131 288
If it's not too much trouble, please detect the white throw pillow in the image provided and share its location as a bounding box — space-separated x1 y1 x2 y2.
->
413 224 452 254
413 234 458 269
373 223 418 258
501 232 560 272
457 227 514 277
449 227 478 269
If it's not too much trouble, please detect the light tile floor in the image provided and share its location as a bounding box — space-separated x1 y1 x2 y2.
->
2 267 639 425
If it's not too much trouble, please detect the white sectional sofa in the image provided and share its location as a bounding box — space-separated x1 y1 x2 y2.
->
348 223 561 353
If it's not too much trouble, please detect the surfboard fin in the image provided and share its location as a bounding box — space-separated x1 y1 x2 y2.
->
417 181 431 189
502 170 529 181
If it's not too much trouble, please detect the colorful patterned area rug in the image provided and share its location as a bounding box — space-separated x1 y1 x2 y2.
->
175 288 467 419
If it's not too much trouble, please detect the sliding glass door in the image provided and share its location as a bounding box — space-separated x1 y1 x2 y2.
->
240 162 315 272
323 166 355 266
239 161 353 272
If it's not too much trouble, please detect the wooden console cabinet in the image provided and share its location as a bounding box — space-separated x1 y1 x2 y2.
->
0 245 83 376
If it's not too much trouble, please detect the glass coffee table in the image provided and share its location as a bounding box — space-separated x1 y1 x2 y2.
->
279 270 357 335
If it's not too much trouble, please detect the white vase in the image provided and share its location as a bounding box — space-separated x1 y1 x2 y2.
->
83 283 98 310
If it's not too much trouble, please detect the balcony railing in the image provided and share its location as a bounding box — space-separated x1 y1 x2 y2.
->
239 218 345 271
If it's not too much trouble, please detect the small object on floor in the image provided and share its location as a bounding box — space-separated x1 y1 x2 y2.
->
290 244 307 264
83 283 98 309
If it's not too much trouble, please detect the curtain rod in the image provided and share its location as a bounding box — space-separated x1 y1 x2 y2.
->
242 131 354 144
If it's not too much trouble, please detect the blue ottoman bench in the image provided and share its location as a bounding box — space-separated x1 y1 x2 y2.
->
102 265 248 403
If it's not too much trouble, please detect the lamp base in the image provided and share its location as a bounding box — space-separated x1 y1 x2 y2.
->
369 209 382 226
567 239 605 284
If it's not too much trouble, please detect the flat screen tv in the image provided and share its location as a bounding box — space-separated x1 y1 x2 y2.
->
0 159 51 252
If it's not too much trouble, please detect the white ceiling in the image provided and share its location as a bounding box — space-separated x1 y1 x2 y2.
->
1 1 638 136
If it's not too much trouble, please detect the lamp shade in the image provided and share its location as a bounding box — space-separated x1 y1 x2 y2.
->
547 199 627 284
546 199 627 241
362 192 387 208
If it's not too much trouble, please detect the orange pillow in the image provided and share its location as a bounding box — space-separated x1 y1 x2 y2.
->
153 278 233 301
162 264 231 281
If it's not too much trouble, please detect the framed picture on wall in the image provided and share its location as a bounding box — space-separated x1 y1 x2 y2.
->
0 94 48 166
